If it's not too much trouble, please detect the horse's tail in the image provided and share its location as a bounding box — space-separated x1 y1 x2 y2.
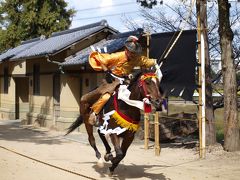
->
65 115 84 135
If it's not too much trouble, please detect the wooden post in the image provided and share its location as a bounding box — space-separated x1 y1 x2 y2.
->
154 112 160 156
144 112 149 150
144 32 150 150
196 0 206 158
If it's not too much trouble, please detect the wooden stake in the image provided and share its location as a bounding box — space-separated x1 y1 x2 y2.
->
144 112 149 150
144 31 150 150
155 112 160 156
197 0 206 158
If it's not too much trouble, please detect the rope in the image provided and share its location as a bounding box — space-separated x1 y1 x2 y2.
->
144 0 195 64
159 115 197 122
162 0 196 61
0 145 96 180
146 113 225 126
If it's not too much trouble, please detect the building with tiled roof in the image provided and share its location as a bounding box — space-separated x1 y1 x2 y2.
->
0 20 119 130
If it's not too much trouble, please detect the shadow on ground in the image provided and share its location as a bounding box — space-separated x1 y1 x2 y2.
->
79 161 170 180
0 120 64 145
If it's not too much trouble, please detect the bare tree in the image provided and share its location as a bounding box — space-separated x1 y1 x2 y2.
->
131 1 240 61
218 0 240 151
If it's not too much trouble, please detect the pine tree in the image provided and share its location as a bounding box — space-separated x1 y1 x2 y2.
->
0 0 75 52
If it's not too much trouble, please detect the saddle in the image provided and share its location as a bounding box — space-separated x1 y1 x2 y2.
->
93 74 132 125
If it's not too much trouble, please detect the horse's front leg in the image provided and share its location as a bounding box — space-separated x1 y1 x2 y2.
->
108 134 124 174
109 133 135 174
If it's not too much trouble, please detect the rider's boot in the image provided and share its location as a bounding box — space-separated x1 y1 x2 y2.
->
88 112 101 127
89 93 111 126
88 112 100 127
88 112 97 126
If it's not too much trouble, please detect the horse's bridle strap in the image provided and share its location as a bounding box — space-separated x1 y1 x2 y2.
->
140 73 157 81
138 73 157 98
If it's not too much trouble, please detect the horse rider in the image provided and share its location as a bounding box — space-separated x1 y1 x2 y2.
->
81 35 160 126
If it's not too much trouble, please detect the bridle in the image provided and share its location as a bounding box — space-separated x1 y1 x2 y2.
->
138 73 158 98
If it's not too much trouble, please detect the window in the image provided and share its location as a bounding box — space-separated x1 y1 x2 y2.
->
33 64 40 95
4 67 8 94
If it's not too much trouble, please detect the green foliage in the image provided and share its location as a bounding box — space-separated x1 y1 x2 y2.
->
0 0 75 52
216 128 224 143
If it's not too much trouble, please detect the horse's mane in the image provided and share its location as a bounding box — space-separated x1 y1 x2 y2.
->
127 69 165 98
128 69 154 89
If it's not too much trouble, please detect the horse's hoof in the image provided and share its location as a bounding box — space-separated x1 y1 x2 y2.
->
97 158 104 168
107 168 114 176
104 153 113 162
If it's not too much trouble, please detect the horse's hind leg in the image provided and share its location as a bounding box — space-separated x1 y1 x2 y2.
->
80 98 101 160
97 129 113 162
85 123 101 160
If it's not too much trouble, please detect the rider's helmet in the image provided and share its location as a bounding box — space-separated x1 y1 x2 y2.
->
124 35 142 54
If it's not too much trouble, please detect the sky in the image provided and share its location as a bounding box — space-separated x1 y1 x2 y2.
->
65 0 150 32
64 0 183 32
65 0 240 33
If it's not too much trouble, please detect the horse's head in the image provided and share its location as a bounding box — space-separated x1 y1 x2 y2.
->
128 70 163 111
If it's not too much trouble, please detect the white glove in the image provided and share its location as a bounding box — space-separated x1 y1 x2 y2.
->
155 62 163 82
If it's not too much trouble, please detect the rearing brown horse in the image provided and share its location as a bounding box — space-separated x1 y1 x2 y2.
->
66 70 163 174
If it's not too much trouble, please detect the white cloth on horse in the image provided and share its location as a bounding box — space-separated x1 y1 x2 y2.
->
98 110 127 135
98 85 149 136
117 85 144 110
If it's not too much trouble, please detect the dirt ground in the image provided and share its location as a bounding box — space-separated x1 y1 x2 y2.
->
0 120 240 180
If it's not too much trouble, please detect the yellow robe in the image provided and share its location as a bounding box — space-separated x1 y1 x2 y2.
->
89 51 155 76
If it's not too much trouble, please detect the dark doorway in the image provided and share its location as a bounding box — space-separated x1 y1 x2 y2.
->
15 77 29 119
53 74 60 125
